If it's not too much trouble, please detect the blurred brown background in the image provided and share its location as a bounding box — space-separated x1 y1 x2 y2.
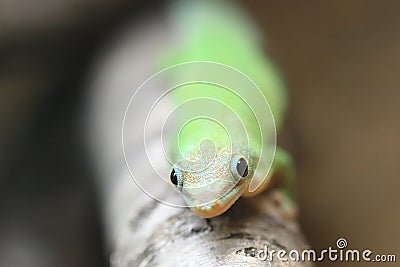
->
247 2 400 267
0 1 398 266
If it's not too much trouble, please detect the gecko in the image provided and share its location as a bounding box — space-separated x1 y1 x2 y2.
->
162 1 295 218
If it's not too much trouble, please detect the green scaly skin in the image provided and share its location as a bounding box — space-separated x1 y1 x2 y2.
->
162 1 295 218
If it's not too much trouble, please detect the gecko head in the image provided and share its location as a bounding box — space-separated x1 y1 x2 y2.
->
169 146 253 218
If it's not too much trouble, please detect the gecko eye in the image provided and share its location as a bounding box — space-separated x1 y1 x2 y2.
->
236 158 249 177
170 169 178 185
170 168 183 189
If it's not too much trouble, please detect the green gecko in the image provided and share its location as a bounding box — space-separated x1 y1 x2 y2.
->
162 1 295 218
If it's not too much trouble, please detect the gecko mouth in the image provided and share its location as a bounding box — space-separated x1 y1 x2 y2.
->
186 185 244 218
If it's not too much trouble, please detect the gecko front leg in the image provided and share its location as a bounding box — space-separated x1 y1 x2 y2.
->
243 147 297 219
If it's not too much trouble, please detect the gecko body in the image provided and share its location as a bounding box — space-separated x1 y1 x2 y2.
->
163 1 294 218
